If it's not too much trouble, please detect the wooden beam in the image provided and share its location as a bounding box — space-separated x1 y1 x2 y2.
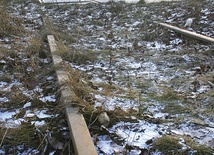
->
40 0 99 4
47 35 98 155
157 22 214 44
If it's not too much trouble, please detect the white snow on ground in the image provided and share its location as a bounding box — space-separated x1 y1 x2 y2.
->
0 80 22 92
97 120 167 154
39 95 56 102
0 97 9 102
0 108 55 127
0 111 17 122
23 102 32 108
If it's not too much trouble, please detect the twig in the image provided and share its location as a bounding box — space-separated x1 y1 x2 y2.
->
0 128 8 147
88 109 97 128
62 138 72 154
88 116 98 129
36 130 48 154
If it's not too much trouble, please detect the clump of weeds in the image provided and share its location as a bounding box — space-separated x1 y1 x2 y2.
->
150 87 182 101
56 41 97 65
162 101 190 115
0 122 39 152
153 135 213 155
0 8 25 37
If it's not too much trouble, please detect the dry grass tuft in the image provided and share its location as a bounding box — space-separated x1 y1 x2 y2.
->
0 122 39 148
154 135 213 155
0 8 25 37
55 41 97 65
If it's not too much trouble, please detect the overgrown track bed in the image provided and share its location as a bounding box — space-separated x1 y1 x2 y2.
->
42 0 214 154
0 0 214 154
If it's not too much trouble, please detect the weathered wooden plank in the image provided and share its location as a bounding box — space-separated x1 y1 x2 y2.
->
47 35 98 155
40 0 99 4
158 22 214 44
66 107 98 155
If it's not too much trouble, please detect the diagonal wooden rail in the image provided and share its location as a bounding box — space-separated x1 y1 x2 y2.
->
47 35 98 155
157 22 214 44
40 0 100 4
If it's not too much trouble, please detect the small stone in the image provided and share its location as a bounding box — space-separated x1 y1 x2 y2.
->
98 112 110 127
145 139 153 145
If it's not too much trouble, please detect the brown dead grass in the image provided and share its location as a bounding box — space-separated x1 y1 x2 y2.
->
0 8 25 37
